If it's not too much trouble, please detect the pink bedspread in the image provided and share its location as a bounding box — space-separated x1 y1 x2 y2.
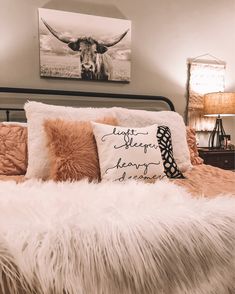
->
0 164 234 198
0 175 25 183
174 164 235 197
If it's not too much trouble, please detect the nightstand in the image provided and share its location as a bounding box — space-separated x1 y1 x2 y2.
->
198 148 235 170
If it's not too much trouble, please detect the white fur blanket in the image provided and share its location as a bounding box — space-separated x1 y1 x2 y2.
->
0 179 234 294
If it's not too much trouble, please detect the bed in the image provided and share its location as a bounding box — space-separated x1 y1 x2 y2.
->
0 87 235 294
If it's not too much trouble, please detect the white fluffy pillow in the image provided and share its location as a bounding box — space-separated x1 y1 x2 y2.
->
92 122 165 182
25 101 191 179
113 108 191 172
24 101 116 179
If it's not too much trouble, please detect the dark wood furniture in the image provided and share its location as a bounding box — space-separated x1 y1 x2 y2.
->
198 148 235 170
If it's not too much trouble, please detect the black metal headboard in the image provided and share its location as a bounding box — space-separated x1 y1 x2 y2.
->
0 87 175 122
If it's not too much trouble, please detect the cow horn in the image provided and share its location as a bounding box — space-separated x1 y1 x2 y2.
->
99 29 129 47
41 18 75 44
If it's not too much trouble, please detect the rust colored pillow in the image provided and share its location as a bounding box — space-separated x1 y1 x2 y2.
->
0 124 28 175
186 127 203 165
44 117 118 182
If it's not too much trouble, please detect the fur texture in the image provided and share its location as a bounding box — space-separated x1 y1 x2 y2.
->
24 102 191 179
0 180 234 294
44 117 117 182
0 236 30 294
24 101 117 179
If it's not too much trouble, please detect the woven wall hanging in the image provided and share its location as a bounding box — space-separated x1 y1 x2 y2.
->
187 54 226 131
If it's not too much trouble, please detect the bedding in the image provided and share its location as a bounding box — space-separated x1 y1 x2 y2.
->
24 102 191 180
186 127 204 165
24 101 117 179
0 165 234 197
44 117 117 182
0 175 25 183
175 164 235 197
92 122 165 181
0 179 235 294
2 122 27 127
115 107 192 172
1 101 234 294
0 123 27 175
157 125 184 178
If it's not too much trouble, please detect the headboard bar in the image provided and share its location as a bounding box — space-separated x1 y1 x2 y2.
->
0 108 25 122
0 87 175 111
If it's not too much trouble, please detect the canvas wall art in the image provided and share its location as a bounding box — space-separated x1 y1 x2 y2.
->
38 8 131 82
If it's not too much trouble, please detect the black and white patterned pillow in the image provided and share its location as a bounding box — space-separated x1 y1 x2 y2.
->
157 126 185 178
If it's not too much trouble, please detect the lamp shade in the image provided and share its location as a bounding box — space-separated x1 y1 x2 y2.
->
204 92 235 116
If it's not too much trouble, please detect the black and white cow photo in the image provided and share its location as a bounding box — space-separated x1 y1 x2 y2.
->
38 8 131 82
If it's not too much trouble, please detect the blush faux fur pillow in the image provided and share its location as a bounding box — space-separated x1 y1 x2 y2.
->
24 101 116 179
44 117 117 182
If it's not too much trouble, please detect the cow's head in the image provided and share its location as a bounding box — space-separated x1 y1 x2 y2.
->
41 19 129 80
68 37 109 80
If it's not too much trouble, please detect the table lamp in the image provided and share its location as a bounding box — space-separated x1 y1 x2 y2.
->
204 92 235 149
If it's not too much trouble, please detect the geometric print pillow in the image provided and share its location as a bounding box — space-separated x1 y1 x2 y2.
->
157 125 185 179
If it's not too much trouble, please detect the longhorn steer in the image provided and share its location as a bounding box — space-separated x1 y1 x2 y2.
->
41 18 129 80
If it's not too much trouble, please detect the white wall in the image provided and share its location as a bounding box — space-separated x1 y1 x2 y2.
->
0 0 234 141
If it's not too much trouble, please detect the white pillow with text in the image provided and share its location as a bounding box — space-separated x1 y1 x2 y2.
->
92 122 165 182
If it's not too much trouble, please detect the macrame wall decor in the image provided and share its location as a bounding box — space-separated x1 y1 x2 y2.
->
187 54 226 131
